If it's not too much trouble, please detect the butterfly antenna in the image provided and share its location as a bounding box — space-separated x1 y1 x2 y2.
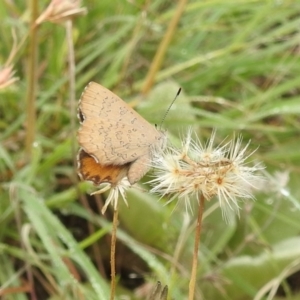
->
159 87 181 129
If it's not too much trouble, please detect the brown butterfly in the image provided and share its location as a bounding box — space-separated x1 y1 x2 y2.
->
77 82 166 188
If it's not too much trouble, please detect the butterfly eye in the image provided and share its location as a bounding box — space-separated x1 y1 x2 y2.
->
78 108 85 123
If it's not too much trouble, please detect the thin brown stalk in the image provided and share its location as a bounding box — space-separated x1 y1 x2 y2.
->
118 2 150 87
25 0 39 159
23 1 39 298
110 209 119 300
188 194 205 300
141 0 188 94
65 20 77 172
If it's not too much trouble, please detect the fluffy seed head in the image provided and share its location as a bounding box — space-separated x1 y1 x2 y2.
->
149 129 264 222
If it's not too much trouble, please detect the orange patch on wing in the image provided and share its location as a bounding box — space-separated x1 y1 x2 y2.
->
77 149 129 186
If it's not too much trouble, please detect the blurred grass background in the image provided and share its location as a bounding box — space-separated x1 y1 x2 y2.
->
1 0 300 299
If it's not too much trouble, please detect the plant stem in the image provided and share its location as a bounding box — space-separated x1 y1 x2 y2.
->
65 20 78 174
141 0 188 94
188 194 205 300
110 209 119 300
25 0 39 159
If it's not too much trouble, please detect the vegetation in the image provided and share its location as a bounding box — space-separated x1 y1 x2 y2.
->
1 0 300 299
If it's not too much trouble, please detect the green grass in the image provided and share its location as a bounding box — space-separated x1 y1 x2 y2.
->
1 0 300 299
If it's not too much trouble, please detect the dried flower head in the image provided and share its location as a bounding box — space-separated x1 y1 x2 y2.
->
149 129 264 222
91 177 131 214
36 0 87 25
0 65 18 90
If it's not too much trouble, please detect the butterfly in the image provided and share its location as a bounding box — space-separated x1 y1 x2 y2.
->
77 82 166 187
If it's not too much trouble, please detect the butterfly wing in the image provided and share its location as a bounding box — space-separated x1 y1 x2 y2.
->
77 82 165 166
77 149 130 185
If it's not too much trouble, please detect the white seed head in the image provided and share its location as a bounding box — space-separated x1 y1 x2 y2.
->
149 129 264 222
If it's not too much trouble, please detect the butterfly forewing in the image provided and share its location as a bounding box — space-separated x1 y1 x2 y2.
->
78 82 165 166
